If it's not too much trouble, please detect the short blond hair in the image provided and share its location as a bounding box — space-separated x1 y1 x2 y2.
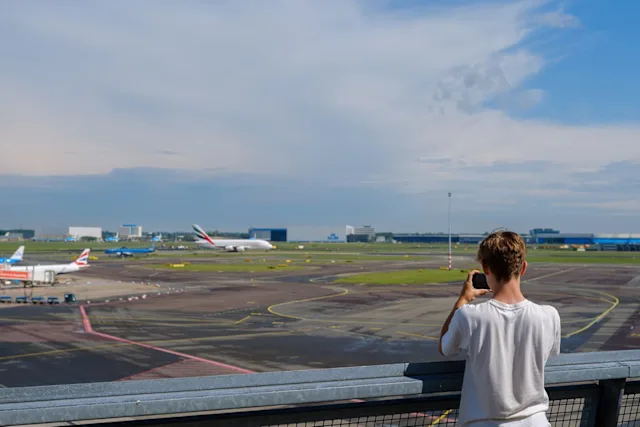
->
477 231 527 283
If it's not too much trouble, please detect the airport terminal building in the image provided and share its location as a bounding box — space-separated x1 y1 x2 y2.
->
248 228 288 242
532 231 640 250
68 226 102 240
392 233 486 244
248 226 347 243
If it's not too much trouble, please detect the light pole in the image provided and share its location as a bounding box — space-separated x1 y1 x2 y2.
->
448 192 452 270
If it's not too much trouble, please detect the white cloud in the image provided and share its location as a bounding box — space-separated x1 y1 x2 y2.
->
1 0 638 204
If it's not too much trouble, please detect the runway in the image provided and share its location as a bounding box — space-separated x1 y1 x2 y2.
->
1 256 639 387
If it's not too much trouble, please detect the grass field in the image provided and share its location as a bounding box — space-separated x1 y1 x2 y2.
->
154 252 430 261
147 263 304 272
0 242 157 253
335 269 468 285
2 240 640 265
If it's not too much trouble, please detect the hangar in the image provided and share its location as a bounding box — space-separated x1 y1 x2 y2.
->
248 228 288 242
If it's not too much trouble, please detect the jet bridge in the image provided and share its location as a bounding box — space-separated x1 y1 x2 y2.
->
0 267 57 287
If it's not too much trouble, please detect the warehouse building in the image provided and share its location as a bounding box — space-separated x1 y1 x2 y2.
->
0 232 24 242
593 233 640 245
346 225 376 243
533 233 594 245
393 234 458 244
287 226 346 242
0 229 35 240
119 224 143 240
68 226 103 240
248 228 288 242
594 234 640 251
458 234 486 244
530 232 640 250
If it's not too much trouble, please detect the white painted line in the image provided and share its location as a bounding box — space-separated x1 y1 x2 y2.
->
525 267 577 282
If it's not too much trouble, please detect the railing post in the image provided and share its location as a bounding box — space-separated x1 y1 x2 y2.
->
594 378 626 427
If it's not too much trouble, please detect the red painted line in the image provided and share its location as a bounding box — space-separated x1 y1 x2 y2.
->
79 308 453 416
79 305 254 374
79 305 93 333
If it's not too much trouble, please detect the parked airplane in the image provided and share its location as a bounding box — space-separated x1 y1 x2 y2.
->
0 246 24 265
192 224 274 252
8 249 91 275
105 244 155 257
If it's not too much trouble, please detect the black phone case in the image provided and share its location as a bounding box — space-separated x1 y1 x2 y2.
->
472 274 490 290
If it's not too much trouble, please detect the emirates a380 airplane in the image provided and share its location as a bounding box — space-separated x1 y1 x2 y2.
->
192 224 274 252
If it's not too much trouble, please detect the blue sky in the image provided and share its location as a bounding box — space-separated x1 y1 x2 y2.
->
1 0 639 234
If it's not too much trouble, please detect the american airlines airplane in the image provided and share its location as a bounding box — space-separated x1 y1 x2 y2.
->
8 249 91 275
192 224 274 252
0 246 24 265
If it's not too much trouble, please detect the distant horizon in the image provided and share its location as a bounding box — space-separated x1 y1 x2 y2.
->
5 225 638 238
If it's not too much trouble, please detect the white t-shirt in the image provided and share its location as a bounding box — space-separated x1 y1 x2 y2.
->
440 299 561 426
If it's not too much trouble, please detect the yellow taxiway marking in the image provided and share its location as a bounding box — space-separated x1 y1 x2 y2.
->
268 287 350 320
524 290 620 336
144 330 291 345
267 287 442 327
429 409 453 426
563 291 619 338
0 343 130 361
0 331 292 362
58 313 228 324
233 315 251 325
396 331 439 341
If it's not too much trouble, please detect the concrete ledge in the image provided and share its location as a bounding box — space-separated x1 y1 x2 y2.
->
2 350 640 426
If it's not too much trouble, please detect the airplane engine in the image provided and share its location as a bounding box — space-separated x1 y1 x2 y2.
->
236 247 246 252
224 246 236 252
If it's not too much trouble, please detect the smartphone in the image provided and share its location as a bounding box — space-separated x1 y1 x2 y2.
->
472 273 490 290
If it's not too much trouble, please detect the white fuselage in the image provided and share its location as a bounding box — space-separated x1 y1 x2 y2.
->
196 238 274 252
9 263 87 275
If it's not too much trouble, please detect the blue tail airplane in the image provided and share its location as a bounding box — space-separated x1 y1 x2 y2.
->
0 246 25 264
105 243 155 257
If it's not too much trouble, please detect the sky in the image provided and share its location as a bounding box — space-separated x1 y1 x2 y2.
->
1 0 639 234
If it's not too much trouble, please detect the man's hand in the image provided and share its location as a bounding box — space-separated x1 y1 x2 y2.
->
439 270 490 356
456 270 490 308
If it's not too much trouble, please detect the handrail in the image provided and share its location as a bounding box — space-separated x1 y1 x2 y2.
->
1 350 640 426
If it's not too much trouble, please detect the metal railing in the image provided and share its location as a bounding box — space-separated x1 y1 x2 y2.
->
2 350 640 426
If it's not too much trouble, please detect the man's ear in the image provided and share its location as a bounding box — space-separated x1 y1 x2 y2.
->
521 261 528 277
482 263 490 276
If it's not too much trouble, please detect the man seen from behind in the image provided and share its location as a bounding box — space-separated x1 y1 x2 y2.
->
439 230 561 426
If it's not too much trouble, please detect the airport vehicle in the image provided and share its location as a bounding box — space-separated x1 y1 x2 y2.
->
0 246 25 265
8 249 91 276
47 296 61 304
105 244 155 257
0 296 12 303
192 224 274 252
15 296 29 304
31 296 46 304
